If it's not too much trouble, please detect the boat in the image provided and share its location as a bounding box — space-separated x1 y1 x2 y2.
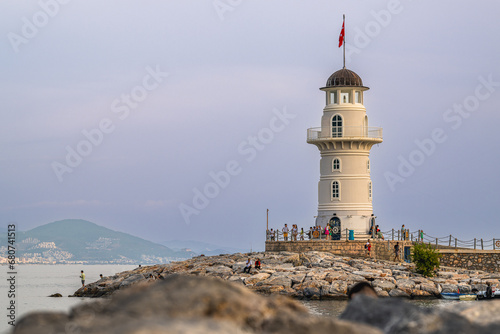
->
476 290 500 300
440 292 477 300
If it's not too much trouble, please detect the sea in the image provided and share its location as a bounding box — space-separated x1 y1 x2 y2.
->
0 264 471 334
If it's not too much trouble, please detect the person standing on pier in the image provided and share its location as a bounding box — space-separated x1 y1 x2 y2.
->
282 224 289 241
365 240 371 257
393 242 400 262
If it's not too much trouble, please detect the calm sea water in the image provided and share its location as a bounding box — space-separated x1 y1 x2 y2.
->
300 298 471 317
0 264 136 334
1 264 472 333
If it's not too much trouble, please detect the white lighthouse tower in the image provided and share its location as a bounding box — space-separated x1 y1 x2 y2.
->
307 68 383 239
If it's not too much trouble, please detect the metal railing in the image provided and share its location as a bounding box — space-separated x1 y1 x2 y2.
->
267 227 500 250
307 126 383 141
266 228 373 242
376 229 500 251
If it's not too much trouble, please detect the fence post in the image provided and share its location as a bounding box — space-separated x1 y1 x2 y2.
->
449 235 452 247
397 230 400 241
411 234 413 242
455 238 457 249
474 238 476 250
392 229 394 241
481 239 484 250
345 228 348 241
435 238 438 249
494 238 496 250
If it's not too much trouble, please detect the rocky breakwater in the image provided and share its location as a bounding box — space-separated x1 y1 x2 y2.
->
17 274 500 334
72 251 499 300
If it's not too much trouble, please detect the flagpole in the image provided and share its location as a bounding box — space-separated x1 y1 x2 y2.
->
343 14 345 69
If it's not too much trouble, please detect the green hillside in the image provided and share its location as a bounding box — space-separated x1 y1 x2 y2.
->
11 219 193 263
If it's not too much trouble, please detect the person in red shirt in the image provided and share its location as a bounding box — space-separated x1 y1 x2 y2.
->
365 240 371 257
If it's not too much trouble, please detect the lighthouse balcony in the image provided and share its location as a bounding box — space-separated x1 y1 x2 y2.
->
307 126 383 143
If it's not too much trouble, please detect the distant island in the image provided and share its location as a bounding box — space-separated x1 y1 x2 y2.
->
0 219 198 264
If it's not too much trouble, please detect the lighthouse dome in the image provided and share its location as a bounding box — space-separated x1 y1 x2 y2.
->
326 68 364 87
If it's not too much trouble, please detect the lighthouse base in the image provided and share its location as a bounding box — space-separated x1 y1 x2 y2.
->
315 212 373 235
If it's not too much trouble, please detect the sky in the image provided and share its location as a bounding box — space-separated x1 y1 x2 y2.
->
1 0 499 251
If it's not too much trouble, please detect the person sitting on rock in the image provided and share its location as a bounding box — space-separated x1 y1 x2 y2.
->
348 282 378 300
243 258 252 273
254 259 261 270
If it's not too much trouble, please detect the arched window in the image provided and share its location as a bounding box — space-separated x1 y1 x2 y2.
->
333 158 340 171
332 115 343 138
368 182 372 200
332 181 340 199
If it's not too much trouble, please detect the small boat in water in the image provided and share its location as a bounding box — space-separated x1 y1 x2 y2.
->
476 289 500 300
440 292 477 300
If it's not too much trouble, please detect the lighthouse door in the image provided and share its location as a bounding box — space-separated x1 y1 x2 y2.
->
328 217 341 240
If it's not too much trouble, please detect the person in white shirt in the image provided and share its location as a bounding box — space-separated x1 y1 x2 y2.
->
282 224 289 241
243 258 252 273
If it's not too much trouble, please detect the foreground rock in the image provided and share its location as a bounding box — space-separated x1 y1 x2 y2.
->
341 295 500 333
15 275 380 334
72 251 499 300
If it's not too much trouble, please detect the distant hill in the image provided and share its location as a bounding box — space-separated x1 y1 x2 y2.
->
0 219 194 264
160 240 250 256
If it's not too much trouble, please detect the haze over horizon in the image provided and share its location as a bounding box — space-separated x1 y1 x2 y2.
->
2 1 500 250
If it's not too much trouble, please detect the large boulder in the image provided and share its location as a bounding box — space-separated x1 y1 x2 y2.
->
340 295 500 333
14 275 381 334
243 273 271 285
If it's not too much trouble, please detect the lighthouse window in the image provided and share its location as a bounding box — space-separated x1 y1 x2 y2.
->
331 115 343 138
332 181 340 199
333 158 340 171
368 182 372 200
355 91 361 103
330 91 337 104
367 159 370 171
340 91 350 104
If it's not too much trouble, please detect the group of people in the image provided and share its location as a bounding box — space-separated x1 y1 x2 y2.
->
243 258 261 273
369 224 384 239
267 225 341 241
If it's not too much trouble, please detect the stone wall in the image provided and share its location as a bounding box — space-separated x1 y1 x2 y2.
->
265 240 412 261
265 241 500 272
438 249 500 273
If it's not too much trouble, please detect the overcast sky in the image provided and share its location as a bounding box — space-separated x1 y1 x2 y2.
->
1 0 499 250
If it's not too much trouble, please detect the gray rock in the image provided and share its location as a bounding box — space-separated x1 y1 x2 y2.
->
243 273 270 285
119 274 146 289
372 279 396 292
388 288 410 298
340 295 500 333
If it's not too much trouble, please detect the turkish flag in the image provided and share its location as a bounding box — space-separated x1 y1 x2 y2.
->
338 21 345 47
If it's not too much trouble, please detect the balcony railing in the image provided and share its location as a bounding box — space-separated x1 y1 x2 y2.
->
307 126 383 141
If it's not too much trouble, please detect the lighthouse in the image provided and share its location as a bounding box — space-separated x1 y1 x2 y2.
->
307 68 383 239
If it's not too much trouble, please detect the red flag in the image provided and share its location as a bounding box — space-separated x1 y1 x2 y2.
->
338 20 345 47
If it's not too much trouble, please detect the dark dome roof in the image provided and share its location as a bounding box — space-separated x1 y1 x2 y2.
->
326 68 364 87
